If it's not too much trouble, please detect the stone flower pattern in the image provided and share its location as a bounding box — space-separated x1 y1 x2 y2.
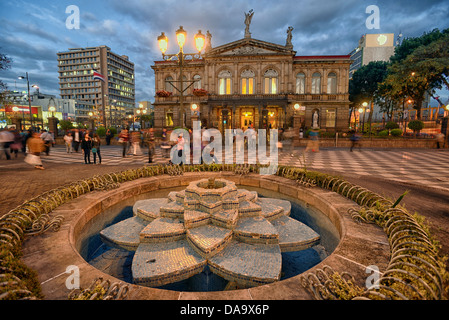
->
100 178 320 288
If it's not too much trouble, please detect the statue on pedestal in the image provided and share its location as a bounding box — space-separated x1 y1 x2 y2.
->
244 9 254 38
286 26 294 48
312 110 319 129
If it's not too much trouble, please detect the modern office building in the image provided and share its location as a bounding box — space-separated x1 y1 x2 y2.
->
151 16 352 134
349 33 395 78
57 45 135 126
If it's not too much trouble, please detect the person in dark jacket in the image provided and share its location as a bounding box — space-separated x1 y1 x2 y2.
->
92 133 102 164
81 133 93 164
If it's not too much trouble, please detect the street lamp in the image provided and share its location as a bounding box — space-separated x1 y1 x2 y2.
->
18 72 33 128
157 27 206 128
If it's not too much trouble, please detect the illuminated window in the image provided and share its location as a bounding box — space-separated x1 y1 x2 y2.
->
218 70 232 95
296 72 305 94
311 72 321 94
264 69 278 94
241 69 255 94
326 109 336 127
327 72 337 94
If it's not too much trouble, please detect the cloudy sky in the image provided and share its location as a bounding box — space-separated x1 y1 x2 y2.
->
0 0 448 104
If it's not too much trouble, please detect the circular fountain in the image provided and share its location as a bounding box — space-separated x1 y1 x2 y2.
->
99 178 320 288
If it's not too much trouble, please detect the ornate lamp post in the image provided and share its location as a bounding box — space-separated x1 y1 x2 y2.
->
48 97 58 136
157 27 205 128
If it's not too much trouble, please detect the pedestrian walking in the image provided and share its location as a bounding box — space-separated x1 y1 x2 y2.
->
92 133 102 164
118 128 129 157
64 132 73 153
81 133 93 164
131 131 142 155
305 129 320 152
145 128 155 163
176 134 185 165
160 127 170 158
435 131 445 149
10 130 22 158
40 129 54 156
0 128 14 160
350 131 362 152
25 131 45 170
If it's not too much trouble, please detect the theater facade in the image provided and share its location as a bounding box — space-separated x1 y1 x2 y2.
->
151 22 351 134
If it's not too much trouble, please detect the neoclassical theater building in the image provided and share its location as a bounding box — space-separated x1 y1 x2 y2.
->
151 14 351 134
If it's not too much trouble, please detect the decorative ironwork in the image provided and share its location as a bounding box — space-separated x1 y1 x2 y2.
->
68 277 129 300
24 214 64 236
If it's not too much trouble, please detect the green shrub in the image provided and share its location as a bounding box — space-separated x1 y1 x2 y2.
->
390 128 403 136
408 120 424 133
385 121 399 130
96 127 106 137
378 130 388 137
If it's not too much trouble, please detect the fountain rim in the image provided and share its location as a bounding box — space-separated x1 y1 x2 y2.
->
22 172 389 300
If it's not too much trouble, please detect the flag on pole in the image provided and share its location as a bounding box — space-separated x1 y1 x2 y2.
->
93 71 106 82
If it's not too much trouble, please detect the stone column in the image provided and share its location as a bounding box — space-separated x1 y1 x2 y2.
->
48 117 59 136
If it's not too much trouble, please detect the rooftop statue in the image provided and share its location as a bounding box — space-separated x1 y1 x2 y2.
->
244 9 254 38
286 26 294 48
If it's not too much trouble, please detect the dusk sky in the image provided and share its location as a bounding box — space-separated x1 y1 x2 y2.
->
1 0 448 104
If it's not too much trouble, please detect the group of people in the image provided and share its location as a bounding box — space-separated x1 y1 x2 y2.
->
0 127 56 169
63 129 102 164
118 127 157 162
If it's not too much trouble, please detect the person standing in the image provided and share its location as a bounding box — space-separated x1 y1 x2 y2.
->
92 133 102 164
81 133 93 164
64 132 73 153
72 129 81 153
105 129 113 145
25 131 45 170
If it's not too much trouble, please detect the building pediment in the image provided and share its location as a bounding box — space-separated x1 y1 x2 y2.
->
206 38 295 58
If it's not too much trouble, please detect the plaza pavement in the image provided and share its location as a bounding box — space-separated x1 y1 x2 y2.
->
2 143 448 192
1 144 448 260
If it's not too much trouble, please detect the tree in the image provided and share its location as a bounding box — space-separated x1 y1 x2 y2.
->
349 61 389 131
390 28 449 64
0 50 13 106
59 120 74 132
408 120 424 136
383 29 449 120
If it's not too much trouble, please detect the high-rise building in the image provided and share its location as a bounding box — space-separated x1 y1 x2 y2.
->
57 45 135 127
349 33 395 78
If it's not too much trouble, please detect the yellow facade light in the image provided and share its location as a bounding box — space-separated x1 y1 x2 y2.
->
157 32 168 54
175 26 187 49
194 30 205 53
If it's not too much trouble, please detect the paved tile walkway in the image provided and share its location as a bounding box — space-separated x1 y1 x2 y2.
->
1 145 448 218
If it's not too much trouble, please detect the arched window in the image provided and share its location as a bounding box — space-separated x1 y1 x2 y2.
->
193 74 202 89
327 72 337 94
165 76 174 92
218 70 232 95
311 72 321 94
264 69 278 94
296 72 305 94
241 69 255 94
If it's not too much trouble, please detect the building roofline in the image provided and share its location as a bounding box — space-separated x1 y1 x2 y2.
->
294 55 351 60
